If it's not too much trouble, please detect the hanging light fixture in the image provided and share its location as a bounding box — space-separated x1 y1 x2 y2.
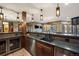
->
31 14 34 22
32 14 34 20
17 12 19 20
56 3 60 17
0 7 4 20
40 9 43 21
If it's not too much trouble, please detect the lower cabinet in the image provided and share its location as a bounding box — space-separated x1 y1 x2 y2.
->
35 41 54 56
35 41 79 56
0 37 21 55
8 37 21 52
54 47 79 56
54 47 65 56
0 40 6 55
25 36 79 56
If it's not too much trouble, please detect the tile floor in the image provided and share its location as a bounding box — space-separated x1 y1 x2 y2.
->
8 48 31 56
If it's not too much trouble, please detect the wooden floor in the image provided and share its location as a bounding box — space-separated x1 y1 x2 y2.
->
7 48 31 56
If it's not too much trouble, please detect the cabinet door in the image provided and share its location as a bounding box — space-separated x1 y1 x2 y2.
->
54 47 64 56
36 41 54 56
9 38 20 51
42 44 53 56
54 47 79 56
36 42 43 56
0 40 6 55
21 36 26 48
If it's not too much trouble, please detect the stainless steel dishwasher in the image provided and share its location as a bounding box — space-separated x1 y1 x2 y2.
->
30 39 36 56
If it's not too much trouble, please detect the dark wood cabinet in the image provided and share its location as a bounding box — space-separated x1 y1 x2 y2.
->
54 47 79 56
54 47 64 56
36 41 54 56
21 36 26 48
25 36 31 51
36 40 79 56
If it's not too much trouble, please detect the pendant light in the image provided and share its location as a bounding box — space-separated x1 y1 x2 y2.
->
32 14 34 20
56 3 60 17
17 12 19 20
0 7 4 20
31 14 34 22
40 9 43 21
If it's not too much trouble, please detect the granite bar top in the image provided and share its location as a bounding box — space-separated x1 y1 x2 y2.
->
27 34 79 54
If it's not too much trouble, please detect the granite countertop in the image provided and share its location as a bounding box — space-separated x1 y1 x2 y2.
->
27 32 79 38
0 35 22 40
27 34 79 54
0 32 22 34
0 32 22 40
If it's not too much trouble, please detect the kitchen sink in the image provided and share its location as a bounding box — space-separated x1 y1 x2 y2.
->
41 37 53 42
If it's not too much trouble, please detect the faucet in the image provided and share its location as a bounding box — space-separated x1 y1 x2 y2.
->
48 29 54 42
48 30 51 40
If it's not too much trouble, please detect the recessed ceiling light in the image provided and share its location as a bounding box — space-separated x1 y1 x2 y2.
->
65 3 69 5
67 17 69 19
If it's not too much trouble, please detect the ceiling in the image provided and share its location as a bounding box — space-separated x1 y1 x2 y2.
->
0 3 79 23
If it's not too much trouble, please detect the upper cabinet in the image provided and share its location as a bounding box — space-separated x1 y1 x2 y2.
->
71 17 79 34
27 22 43 32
